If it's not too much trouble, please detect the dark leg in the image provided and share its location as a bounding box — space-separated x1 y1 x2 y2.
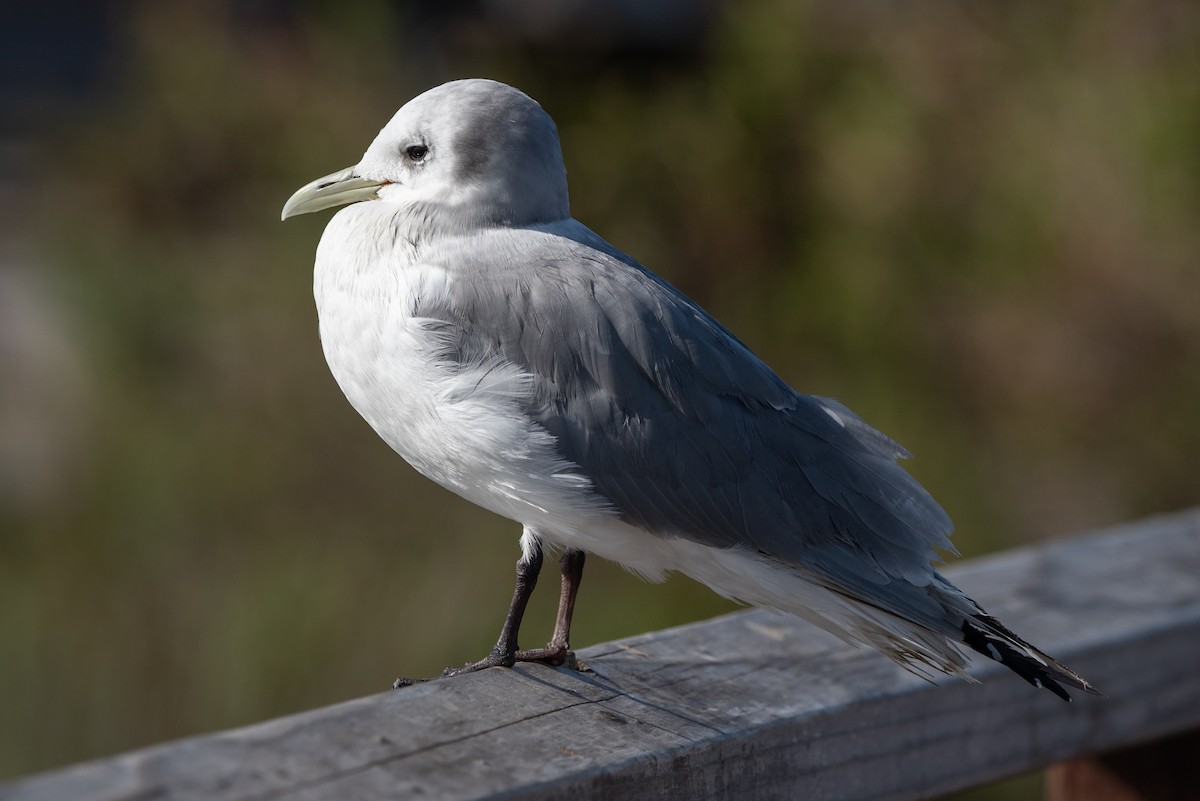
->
515 549 586 667
442 540 544 677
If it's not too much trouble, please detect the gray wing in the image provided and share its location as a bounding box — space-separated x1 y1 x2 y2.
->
425 224 956 608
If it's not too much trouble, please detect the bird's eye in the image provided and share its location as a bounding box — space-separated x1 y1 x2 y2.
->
405 144 429 161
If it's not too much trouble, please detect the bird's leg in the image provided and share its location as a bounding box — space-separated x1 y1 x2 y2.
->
442 535 544 677
515 549 586 668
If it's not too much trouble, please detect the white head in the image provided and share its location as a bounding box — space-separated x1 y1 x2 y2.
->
282 79 570 231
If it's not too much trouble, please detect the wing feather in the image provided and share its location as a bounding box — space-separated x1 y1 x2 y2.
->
424 223 957 619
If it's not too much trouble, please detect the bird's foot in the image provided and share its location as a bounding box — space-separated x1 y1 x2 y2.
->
441 646 516 678
515 643 578 669
437 642 583 679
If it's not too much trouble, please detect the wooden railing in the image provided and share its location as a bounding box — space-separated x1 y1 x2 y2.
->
2 509 1198 801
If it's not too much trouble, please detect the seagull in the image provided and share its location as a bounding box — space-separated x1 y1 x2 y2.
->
282 78 1096 700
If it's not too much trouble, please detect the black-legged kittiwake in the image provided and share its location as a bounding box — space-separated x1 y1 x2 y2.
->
282 78 1096 700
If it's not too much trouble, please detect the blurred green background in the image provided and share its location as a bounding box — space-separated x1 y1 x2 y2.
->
1 1 1197 798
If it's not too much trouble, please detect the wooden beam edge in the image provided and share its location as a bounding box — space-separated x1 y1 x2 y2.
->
1 508 1197 801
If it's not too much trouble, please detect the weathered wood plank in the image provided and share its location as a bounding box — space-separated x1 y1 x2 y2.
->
3 508 1199 801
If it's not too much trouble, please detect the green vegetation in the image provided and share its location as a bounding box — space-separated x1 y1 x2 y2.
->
3 1 1197 796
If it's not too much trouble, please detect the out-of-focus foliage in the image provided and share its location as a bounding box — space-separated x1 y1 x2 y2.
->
2 0 1197 795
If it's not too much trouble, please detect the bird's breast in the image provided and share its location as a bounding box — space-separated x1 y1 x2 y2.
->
311 206 613 533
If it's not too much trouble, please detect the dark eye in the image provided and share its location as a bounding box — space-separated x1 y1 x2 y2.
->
405 144 428 161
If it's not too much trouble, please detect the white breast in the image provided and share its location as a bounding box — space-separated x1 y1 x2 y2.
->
312 204 614 535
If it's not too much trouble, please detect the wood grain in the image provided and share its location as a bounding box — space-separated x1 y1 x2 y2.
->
3 508 1198 801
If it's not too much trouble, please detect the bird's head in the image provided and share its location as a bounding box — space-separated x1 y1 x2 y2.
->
282 79 570 230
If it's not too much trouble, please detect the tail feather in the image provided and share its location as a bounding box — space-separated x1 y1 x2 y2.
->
670 540 1099 701
960 612 1100 702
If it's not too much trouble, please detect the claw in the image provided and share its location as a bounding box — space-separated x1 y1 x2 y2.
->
441 648 516 677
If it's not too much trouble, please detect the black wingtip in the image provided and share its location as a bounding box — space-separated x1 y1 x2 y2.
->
1037 674 1073 703
960 615 1096 702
